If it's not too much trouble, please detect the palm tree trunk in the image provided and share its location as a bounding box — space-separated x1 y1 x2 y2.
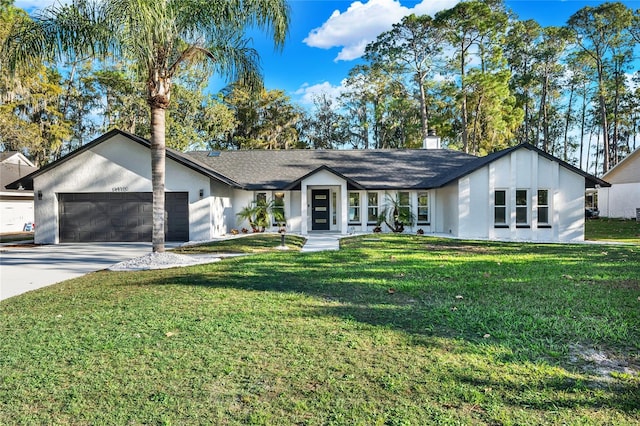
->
150 106 166 253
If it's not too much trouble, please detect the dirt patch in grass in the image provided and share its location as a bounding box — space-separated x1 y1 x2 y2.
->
603 279 640 290
568 343 640 384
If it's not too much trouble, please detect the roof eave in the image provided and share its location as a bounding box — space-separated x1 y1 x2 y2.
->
6 129 242 190
283 165 365 191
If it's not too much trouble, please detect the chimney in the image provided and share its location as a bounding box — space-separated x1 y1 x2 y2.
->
422 129 441 149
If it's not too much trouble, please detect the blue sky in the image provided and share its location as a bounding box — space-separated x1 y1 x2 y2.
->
252 0 640 107
15 0 640 107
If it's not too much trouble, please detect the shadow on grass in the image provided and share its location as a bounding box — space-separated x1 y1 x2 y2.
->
131 236 640 412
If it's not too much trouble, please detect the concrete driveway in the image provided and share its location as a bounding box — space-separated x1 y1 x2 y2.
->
0 243 171 301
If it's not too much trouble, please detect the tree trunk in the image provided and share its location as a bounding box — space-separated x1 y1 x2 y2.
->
538 72 549 152
150 106 166 253
563 83 574 162
460 44 469 153
596 61 610 173
579 83 587 170
417 71 429 143
612 59 621 167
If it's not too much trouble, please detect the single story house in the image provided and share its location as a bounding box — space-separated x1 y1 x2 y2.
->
8 129 609 244
597 146 640 219
1 151 38 233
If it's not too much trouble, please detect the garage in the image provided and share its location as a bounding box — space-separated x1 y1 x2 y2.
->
58 192 189 242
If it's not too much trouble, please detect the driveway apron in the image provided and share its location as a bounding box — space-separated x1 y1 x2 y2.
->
0 243 158 301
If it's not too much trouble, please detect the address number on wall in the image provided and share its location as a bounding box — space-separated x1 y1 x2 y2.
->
112 187 129 192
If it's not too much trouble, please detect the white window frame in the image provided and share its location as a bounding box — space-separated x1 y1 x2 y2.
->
348 191 361 224
516 189 529 227
272 192 285 226
537 189 551 227
417 192 429 225
398 191 411 220
367 192 379 225
494 189 508 227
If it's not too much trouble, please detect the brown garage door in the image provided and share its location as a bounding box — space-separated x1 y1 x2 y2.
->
58 192 189 242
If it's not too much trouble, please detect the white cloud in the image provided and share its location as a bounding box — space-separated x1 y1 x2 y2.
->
304 0 460 62
294 81 347 107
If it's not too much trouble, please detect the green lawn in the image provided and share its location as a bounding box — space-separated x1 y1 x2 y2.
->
174 233 306 254
0 232 34 243
586 218 640 244
1 234 638 425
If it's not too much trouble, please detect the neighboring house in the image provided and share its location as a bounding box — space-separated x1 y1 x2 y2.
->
597 147 640 219
1 152 38 233
8 129 608 244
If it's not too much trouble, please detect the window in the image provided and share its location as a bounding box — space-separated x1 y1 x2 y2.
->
332 191 337 226
255 192 268 229
348 192 361 223
494 190 507 226
367 192 379 224
417 192 429 224
538 189 549 226
516 189 528 225
398 192 411 219
272 192 285 226
585 191 597 210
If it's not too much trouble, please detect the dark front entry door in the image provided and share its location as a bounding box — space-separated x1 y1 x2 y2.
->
311 189 330 231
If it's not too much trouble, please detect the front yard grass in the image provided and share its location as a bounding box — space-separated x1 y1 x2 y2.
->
173 233 306 254
586 218 640 244
0 232 34 243
1 235 638 425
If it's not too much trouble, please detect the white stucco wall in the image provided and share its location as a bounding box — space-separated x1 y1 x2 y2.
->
289 191 302 232
33 134 216 244
598 184 640 219
459 148 585 242
433 183 459 236
556 166 585 241
458 168 489 238
207 180 233 238
597 148 640 219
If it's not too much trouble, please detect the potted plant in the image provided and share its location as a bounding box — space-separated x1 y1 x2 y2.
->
236 199 270 232
236 197 286 233
373 214 384 233
379 194 415 233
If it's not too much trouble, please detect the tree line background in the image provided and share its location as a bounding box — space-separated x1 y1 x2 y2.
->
1 0 639 176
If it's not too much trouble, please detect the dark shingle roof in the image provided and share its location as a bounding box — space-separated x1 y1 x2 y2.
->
186 149 479 190
0 152 16 162
6 129 609 191
1 162 38 191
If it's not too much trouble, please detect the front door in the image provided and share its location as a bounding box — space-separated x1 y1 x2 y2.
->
311 189 330 231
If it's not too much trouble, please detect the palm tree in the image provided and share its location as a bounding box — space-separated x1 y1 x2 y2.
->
3 0 289 252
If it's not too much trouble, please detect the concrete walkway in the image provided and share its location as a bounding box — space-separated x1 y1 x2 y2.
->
301 233 342 252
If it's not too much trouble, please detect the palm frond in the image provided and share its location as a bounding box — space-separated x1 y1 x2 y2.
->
3 1 114 73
